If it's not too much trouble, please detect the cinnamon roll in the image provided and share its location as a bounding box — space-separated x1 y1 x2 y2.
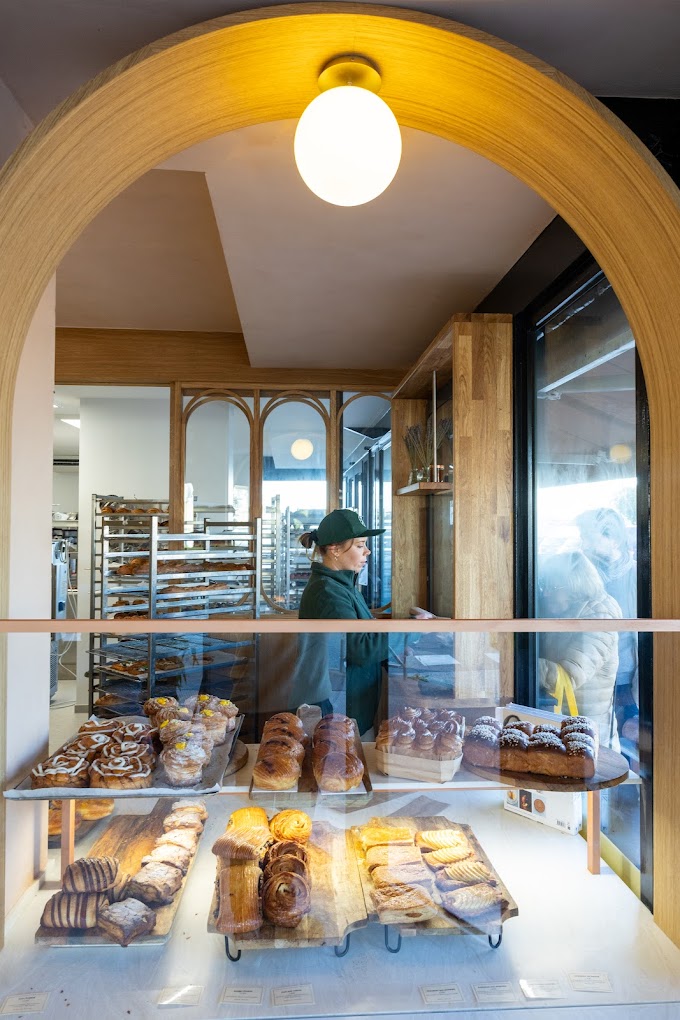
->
64 733 113 762
263 855 308 881
77 718 121 736
100 740 156 768
265 841 308 866
112 722 153 746
262 872 311 928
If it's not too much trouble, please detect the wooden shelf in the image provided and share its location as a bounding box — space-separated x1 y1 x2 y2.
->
395 482 453 495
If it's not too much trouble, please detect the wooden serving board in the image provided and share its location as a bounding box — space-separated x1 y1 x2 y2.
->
374 747 462 784
249 720 372 804
208 822 367 949
352 815 518 939
463 745 630 792
35 800 203 946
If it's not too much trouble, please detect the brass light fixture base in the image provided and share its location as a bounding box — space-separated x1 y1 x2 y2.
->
318 55 382 94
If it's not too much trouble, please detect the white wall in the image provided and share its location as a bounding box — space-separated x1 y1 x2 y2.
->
52 467 79 514
75 395 170 705
5 278 55 918
0 77 33 168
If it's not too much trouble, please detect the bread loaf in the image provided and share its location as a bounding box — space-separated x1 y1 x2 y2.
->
463 716 598 778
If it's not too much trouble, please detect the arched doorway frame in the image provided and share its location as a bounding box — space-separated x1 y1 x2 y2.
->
1 3 680 942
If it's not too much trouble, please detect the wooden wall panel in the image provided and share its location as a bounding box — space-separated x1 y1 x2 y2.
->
453 315 514 700
391 399 428 619
55 328 403 390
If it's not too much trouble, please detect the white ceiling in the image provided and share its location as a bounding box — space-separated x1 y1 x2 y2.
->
2 1 678 376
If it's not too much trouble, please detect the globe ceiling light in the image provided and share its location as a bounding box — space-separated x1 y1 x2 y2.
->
294 55 402 207
291 438 314 460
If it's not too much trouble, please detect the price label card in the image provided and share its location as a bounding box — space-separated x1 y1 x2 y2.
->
220 987 263 1006
1 993 49 1015
419 983 465 1005
271 985 315 1007
569 972 612 993
520 979 564 1000
157 985 203 1007
473 982 517 1004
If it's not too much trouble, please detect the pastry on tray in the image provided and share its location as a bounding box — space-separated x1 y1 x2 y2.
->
265 841 308 866
78 718 121 736
269 810 312 845
100 740 156 768
212 826 272 862
162 809 204 833
365 844 423 872
62 856 119 894
160 742 206 787
89 755 153 790
31 754 90 789
171 798 208 821
415 829 472 853
371 862 433 891
141 845 192 875
359 826 415 851
313 750 364 793
75 798 115 821
126 862 183 906
251 749 301 791
214 862 263 934
371 884 438 925
96 897 157 946
263 854 307 881
41 890 109 930
434 860 495 892
422 845 474 869
439 881 502 920
156 828 199 853
227 806 269 830
262 871 311 928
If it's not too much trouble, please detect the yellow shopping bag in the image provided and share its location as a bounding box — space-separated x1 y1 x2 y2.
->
553 663 579 717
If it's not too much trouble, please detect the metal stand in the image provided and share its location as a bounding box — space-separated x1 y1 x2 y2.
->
224 937 241 962
488 928 503 949
384 926 402 953
334 934 351 957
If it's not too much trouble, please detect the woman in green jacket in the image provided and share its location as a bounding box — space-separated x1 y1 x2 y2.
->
298 509 387 735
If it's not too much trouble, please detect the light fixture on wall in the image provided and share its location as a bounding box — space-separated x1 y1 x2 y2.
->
294 55 402 207
609 443 633 464
291 438 314 460
60 418 81 429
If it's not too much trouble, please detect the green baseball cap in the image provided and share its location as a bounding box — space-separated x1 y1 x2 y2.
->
315 509 385 546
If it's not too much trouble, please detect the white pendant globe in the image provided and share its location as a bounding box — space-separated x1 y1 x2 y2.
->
294 86 402 207
291 438 314 460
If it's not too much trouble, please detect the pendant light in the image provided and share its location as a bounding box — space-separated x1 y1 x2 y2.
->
294 55 402 207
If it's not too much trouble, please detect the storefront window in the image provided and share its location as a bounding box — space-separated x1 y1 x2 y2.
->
530 268 645 871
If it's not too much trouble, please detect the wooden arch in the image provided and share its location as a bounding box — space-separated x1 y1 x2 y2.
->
1 3 680 940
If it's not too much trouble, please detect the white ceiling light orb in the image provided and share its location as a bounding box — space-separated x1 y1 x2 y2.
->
291 438 314 460
294 55 402 207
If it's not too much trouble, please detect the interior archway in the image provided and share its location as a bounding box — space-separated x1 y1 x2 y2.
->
1 2 680 941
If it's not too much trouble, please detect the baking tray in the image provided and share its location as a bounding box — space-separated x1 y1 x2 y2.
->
5 715 243 801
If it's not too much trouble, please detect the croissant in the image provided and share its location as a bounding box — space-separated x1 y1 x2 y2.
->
269 810 312 845
313 751 364 793
262 872 311 928
252 750 301 791
214 863 263 934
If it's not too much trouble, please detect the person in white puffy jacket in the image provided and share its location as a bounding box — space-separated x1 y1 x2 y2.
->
538 550 622 750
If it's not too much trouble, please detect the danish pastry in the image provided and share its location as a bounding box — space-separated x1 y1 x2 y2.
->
439 881 502 919
227 806 269 830
62 856 119 893
96 897 156 946
269 810 312 844
41 891 108 930
214 863 262 934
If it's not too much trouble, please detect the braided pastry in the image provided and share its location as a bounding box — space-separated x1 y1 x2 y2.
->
269 810 312 844
62 856 119 893
262 872 311 928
